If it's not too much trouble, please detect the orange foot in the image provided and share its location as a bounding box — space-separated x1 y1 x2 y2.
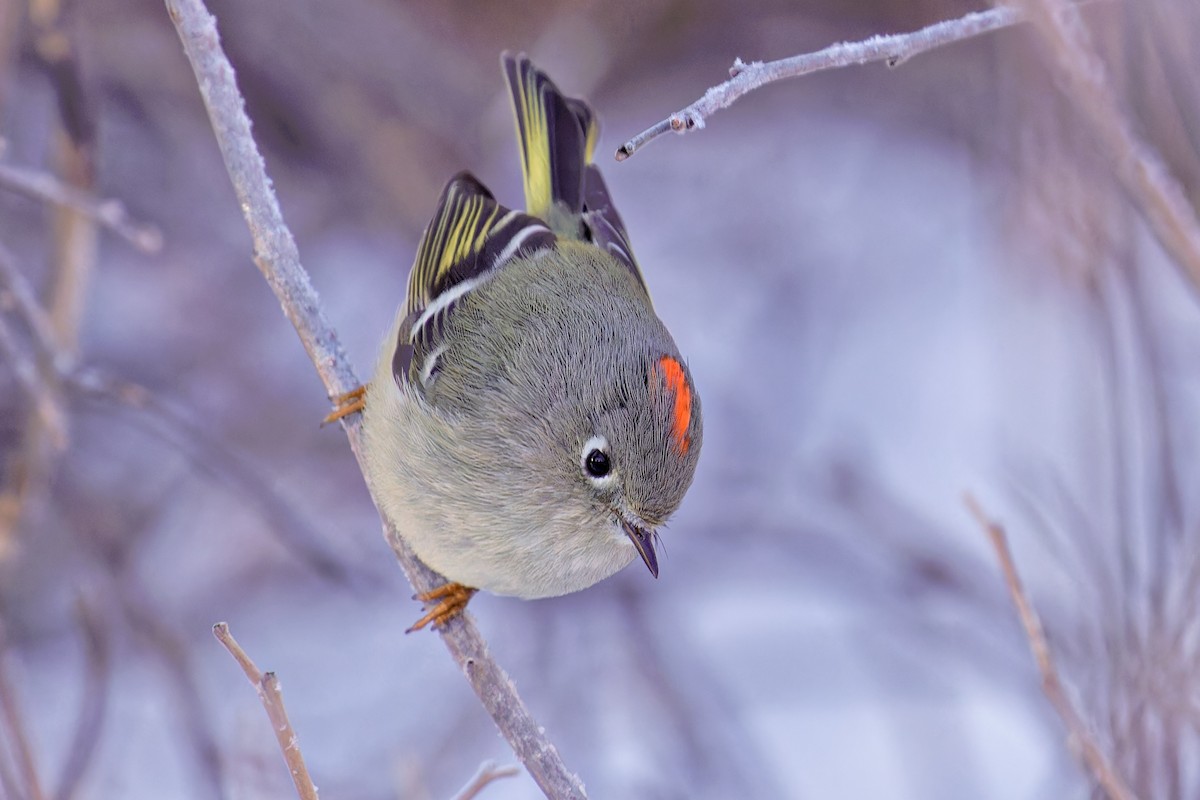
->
407 582 477 633
322 385 366 425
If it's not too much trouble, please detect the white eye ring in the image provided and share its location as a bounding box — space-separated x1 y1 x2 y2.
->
581 435 616 485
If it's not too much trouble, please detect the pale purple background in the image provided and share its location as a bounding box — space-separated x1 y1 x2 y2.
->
2 1 1197 798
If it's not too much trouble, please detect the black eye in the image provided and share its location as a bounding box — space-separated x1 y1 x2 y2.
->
585 449 611 477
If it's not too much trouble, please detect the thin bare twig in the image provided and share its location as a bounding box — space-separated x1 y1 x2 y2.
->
964 494 1138 800
0 163 162 254
164 1 586 797
615 6 1026 160
1013 0 1200 293
450 761 519 800
212 623 318 800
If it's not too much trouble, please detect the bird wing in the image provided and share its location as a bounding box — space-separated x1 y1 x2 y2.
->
581 165 648 298
394 172 555 387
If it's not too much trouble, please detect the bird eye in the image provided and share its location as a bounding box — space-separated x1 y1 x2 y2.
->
585 449 610 477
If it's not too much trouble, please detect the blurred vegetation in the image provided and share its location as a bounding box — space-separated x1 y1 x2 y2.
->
1 0 1199 798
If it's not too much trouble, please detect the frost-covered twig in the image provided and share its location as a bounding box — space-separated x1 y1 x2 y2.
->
164 1 586 797
615 6 1025 160
212 623 318 800
965 495 1137 800
1014 0 1200 293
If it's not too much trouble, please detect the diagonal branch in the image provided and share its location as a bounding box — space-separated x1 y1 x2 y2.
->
163 1 587 797
964 494 1137 800
0 162 162 254
615 5 1028 160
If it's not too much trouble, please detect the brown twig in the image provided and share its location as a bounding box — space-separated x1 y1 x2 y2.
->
212 623 318 800
964 493 1138 800
1012 0 1200 293
615 5 1027 160
164 1 587 797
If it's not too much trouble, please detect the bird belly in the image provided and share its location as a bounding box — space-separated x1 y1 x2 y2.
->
361 353 637 599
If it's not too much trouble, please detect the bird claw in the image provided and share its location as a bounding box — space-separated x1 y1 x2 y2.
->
406 582 477 633
322 385 366 425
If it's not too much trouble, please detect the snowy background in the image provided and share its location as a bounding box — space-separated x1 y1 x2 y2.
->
2 0 1199 798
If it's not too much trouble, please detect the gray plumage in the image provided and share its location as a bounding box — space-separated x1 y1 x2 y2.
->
361 55 702 599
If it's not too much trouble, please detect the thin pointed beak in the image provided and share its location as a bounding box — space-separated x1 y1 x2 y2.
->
621 518 659 578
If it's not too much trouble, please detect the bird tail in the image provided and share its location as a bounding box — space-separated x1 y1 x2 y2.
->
502 53 598 227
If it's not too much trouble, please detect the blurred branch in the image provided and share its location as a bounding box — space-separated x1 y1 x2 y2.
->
53 596 112 800
0 312 68 450
164 1 588 797
20 0 98 538
1 0 105 557
615 5 1027 160
0 626 47 800
450 761 519 800
212 623 318 800
0 243 65 369
0 163 162 253
67 366 365 587
964 494 1137 800
1014 0 1200 293
2 237 359 583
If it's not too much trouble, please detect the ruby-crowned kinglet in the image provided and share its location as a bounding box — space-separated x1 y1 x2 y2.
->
352 54 702 630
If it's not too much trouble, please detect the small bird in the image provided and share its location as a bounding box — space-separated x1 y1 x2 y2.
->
329 54 702 631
